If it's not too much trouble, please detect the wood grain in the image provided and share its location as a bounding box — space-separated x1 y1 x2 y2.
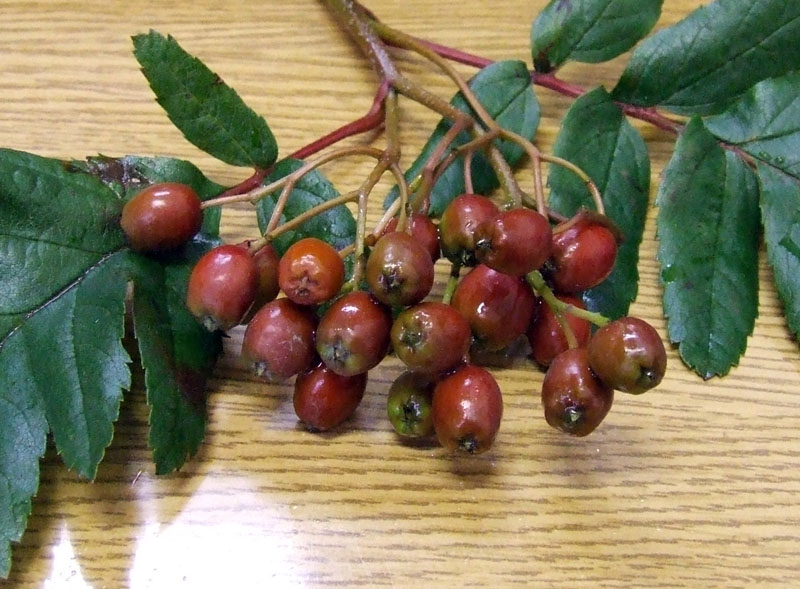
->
2 1 800 587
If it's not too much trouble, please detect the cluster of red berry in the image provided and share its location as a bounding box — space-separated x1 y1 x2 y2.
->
120 181 666 454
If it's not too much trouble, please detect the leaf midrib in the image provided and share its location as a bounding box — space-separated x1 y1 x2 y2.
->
157 51 259 167
0 249 126 350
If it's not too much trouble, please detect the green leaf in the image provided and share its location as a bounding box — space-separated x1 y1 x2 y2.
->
656 118 760 378
531 0 662 71
0 150 225 576
78 154 225 236
0 149 133 577
256 158 356 255
756 164 800 338
132 30 278 168
384 60 539 217
706 72 800 180
612 0 800 115
547 87 650 319
0 252 131 579
129 237 222 475
0 149 127 339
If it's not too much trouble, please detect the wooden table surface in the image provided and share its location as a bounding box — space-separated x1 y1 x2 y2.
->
2 1 800 586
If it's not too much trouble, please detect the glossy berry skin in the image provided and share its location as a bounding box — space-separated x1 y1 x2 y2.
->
293 363 367 432
241 298 317 382
121 182 203 254
251 243 281 310
474 208 552 276
550 216 618 293
186 244 258 332
366 232 435 307
439 194 499 266
383 213 440 262
541 348 614 437
588 317 667 394
526 295 592 368
316 291 391 376
432 364 503 454
278 237 345 306
451 265 536 352
386 371 435 438
390 302 471 374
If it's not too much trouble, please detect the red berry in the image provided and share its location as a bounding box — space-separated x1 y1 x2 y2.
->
278 237 345 306
121 182 203 253
587 317 667 394
316 291 391 376
241 298 317 382
526 295 592 368
366 231 434 307
386 371 435 438
432 364 503 454
451 265 535 352
383 213 440 262
251 243 281 310
293 363 367 432
439 193 499 266
550 214 618 293
186 244 258 331
390 302 471 374
541 348 613 437
474 207 552 276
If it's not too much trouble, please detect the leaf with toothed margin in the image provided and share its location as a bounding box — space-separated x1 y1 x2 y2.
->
656 118 760 378
531 0 662 72
128 236 223 475
0 148 225 578
133 30 278 168
612 0 800 115
756 163 800 341
0 148 132 578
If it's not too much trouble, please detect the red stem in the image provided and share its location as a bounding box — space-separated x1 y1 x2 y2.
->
216 80 389 200
399 35 684 135
216 169 267 199
289 79 390 161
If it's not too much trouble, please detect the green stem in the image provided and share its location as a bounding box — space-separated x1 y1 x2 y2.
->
201 145 383 210
249 190 359 253
442 263 461 305
526 270 610 330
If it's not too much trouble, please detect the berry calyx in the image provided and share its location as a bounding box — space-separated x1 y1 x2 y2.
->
526 294 592 368
383 213 441 262
474 207 552 276
186 243 258 331
278 237 345 306
293 363 367 432
386 371 435 438
241 298 317 382
550 212 619 293
541 348 614 437
316 291 391 376
121 182 203 254
432 364 503 454
439 193 499 266
587 317 667 394
390 302 471 374
366 231 434 307
451 264 536 352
